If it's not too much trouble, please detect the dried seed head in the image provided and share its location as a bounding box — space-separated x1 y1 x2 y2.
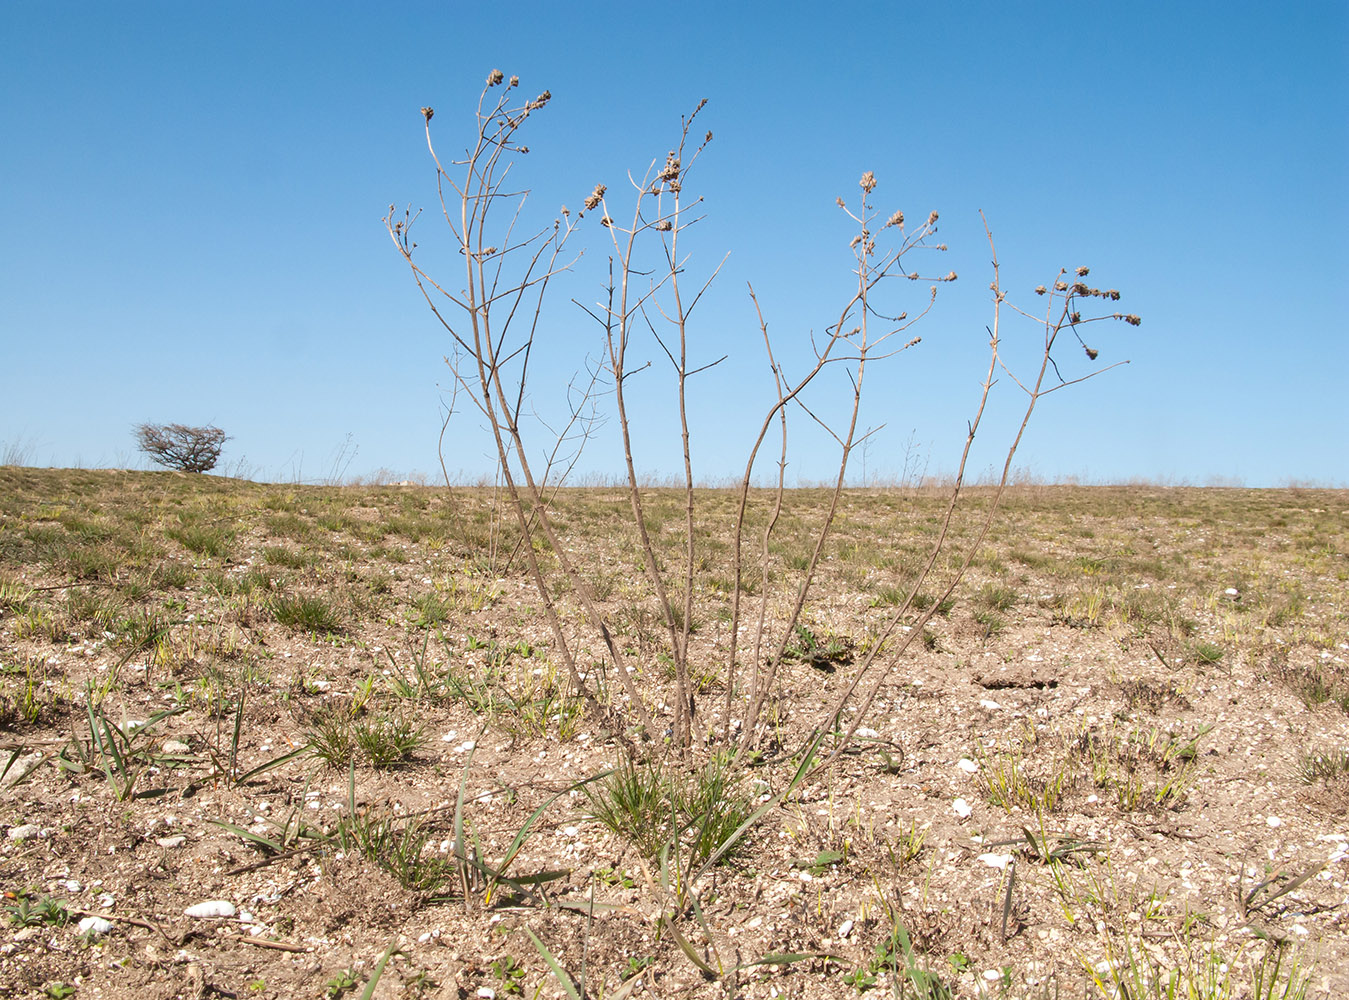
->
600 215 613 228
1054 280 1068 291
487 68 504 86
836 197 846 208
659 152 681 182
1075 266 1090 277
927 210 939 226
1125 314 1141 326
905 336 921 349
1069 311 1082 324
704 130 713 143
1084 346 1099 360
1035 285 1047 296
885 210 905 229
859 171 877 193
420 107 434 122
944 271 958 281
583 183 607 212
655 219 673 232
1071 282 1090 296
509 75 520 88
1106 288 1121 301
849 234 862 249
561 205 570 217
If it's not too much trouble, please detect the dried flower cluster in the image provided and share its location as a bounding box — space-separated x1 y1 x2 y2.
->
420 106 434 122
884 210 904 229
583 184 606 212
487 68 505 86
859 170 877 193
659 152 681 183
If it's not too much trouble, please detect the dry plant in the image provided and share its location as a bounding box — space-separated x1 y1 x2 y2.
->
386 69 1138 760
134 422 229 474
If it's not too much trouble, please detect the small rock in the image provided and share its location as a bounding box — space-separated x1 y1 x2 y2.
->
956 758 979 773
979 699 1002 711
162 740 191 754
477 989 497 999
184 900 236 919
156 835 187 849
838 919 854 938
6 824 44 841
953 798 973 818
78 916 113 937
978 853 1013 870
1266 816 1282 828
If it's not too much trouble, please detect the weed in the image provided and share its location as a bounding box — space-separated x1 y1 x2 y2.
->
6 891 69 927
269 594 344 633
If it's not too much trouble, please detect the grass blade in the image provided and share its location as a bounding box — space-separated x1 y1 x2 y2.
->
523 926 581 1000
359 937 401 1000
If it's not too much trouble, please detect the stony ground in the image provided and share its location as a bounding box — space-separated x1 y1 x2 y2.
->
1 468 1347 999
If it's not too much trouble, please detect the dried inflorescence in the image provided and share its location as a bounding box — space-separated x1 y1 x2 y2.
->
859 171 877 194
583 184 606 212
487 68 505 86
420 106 434 123
884 210 905 229
659 152 681 183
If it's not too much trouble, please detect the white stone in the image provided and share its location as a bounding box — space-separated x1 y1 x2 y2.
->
953 798 973 818
1266 816 1281 827
956 758 979 773
978 853 1013 870
156 836 187 848
162 740 191 754
77 916 113 937
6 824 44 841
979 699 1002 711
184 900 236 919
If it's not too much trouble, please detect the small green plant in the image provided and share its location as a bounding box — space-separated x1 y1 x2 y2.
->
269 594 344 633
784 624 854 671
973 608 1006 639
490 955 527 995
323 968 363 999
354 712 426 766
586 751 755 871
6 891 69 928
1294 747 1349 783
44 984 76 1000
1192 642 1224 664
166 523 234 558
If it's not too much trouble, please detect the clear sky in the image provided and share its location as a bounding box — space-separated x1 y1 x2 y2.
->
3 1 1345 487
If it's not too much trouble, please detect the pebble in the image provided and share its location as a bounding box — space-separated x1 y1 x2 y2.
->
184 900 236 919
956 758 979 773
6 824 45 841
156 835 187 848
953 798 973 818
78 916 113 937
978 853 1013 870
162 740 191 754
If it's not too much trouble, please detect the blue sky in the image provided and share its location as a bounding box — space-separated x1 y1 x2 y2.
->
3 1 1345 486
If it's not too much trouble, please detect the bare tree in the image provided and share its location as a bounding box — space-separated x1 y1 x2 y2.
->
134 423 229 473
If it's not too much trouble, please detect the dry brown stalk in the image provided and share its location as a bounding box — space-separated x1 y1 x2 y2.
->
389 71 1135 760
